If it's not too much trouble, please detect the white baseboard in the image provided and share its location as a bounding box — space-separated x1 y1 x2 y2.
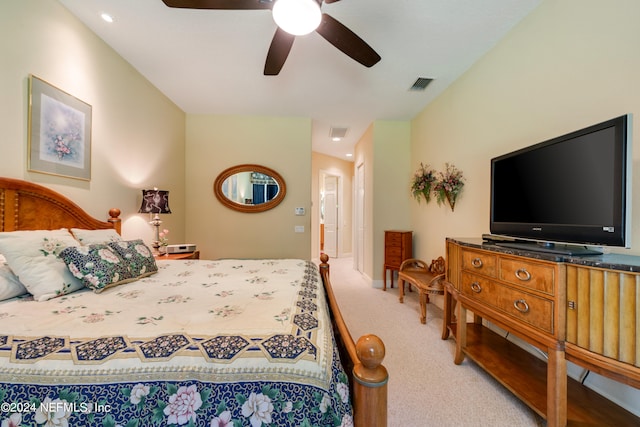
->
371 278 384 289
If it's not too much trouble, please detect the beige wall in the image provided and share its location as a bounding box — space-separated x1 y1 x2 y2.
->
410 0 640 414
354 121 412 285
411 0 640 260
0 1 331 263
311 152 354 260
373 121 412 285
353 125 374 281
0 0 186 245
185 115 312 260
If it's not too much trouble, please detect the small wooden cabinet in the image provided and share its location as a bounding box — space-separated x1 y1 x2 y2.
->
444 238 640 426
383 230 412 290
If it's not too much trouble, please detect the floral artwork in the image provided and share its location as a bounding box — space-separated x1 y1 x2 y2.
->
39 95 85 166
28 75 92 181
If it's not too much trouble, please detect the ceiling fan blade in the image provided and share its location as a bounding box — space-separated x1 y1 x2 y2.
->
322 0 342 3
316 13 381 67
264 28 295 75
161 0 272 10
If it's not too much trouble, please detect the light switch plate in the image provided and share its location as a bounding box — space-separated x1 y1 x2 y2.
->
294 226 304 233
295 207 305 216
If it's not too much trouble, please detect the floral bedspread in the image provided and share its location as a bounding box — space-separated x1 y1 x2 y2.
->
0 259 353 426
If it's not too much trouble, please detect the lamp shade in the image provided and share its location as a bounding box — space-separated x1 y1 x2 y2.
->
138 189 172 214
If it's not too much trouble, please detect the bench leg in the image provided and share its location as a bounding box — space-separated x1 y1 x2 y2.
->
418 291 427 324
398 279 405 303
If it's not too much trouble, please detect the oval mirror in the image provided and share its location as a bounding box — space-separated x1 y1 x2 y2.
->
213 164 286 213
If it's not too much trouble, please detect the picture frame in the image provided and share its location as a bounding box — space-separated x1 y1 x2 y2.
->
28 75 92 181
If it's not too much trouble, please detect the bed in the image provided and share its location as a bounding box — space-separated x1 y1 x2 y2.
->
0 177 387 427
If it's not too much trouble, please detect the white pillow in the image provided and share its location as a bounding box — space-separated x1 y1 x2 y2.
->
0 257 27 300
70 228 123 246
0 229 82 301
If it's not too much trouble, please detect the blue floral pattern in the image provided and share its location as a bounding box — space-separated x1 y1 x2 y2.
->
0 347 352 426
108 239 158 278
0 260 353 425
60 244 134 292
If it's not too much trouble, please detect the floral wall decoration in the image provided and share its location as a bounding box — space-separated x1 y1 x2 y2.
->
411 162 465 211
434 163 464 211
411 163 436 203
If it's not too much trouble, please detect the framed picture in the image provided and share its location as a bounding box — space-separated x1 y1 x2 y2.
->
28 75 92 181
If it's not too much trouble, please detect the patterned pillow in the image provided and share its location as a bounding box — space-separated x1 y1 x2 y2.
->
60 244 135 293
0 256 27 301
70 228 123 246
108 240 158 279
0 229 82 301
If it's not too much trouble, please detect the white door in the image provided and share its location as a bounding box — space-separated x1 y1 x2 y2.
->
323 175 339 258
356 163 365 273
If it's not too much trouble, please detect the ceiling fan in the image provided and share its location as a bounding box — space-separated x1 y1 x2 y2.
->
161 0 381 75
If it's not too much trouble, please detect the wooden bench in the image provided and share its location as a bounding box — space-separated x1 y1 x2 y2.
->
398 257 446 324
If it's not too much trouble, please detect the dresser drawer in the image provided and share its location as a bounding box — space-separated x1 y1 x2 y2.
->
461 272 554 334
385 246 403 266
499 258 555 295
461 249 497 278
385 233 404 246
385 246 402 258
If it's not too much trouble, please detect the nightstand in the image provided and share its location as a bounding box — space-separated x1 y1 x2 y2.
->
155 251 200 260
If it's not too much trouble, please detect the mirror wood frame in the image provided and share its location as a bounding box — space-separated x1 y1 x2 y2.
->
213 164 286 213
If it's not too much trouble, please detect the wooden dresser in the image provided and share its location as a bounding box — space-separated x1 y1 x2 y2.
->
383 230 412 290
444 238 639 426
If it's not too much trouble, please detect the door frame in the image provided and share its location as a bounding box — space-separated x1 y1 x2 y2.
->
319 170 343 258
355 162 365 273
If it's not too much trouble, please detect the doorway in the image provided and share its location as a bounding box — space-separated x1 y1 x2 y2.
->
320 173 339 258
355 162 365 273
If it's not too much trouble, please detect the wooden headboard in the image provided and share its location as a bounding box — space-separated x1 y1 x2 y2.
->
0 177 121 233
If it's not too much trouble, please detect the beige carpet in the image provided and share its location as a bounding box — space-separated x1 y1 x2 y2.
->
324 257 546 427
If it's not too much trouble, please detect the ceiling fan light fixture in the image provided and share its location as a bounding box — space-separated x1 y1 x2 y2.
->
272 0 321 36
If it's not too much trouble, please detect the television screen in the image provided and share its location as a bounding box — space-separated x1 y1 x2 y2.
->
490 114 631 254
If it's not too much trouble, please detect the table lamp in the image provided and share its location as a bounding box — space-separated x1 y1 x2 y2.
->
138 188 171 252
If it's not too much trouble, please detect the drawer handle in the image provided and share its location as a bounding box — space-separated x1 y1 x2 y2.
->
515 268 531 281
513 299 530 313
471 258 483 268
470 282 482 293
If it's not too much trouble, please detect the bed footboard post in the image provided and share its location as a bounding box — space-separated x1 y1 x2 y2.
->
353 334 388 427
318 254 388 427
319 254 330 276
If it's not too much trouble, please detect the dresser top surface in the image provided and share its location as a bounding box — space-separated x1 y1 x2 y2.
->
448 237 640 273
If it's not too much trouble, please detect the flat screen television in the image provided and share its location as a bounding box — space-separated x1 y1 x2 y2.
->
489 114 632 255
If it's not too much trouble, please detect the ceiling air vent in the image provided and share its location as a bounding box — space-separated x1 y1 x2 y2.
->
330 127 349 140
409 77 434 91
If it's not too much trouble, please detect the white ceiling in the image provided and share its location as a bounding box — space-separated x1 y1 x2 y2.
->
58 0 540 160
